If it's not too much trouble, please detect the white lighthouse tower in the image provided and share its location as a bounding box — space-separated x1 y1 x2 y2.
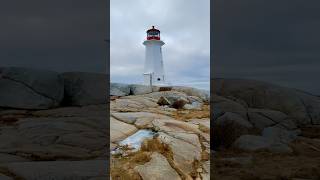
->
143 26 166 86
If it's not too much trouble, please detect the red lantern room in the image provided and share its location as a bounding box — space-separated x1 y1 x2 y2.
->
146 26 160 40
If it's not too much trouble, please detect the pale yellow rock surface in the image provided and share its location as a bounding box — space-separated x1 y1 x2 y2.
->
110 117 137 143
135 152 181 180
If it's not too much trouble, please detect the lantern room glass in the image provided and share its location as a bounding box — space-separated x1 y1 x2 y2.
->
147 30 160 40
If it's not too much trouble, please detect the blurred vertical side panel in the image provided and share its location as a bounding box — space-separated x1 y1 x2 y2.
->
213 0 320 179
0 0 109 179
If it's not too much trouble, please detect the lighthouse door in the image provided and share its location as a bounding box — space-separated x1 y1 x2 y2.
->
143 73 153 86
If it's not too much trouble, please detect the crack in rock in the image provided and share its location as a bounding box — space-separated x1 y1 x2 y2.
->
1 76 58 103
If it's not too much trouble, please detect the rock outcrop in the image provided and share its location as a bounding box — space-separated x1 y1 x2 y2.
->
0 67 108 109
213 78 320 126
110 84 210 180
110 83 160 96
134 152 181 180
0 67 109 179
0 67 64 109
0 104 108 179
62 72 107 106
213 78 320 156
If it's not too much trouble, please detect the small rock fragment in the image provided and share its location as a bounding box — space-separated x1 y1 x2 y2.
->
157 96 171 106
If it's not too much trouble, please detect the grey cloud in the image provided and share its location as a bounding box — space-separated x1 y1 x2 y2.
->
0 0 107 73
214 0 320 94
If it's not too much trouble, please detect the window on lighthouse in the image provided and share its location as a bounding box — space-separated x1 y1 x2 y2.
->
157 78 161 81
147 31 160 40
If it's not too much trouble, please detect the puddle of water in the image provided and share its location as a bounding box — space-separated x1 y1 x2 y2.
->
111 129 156 155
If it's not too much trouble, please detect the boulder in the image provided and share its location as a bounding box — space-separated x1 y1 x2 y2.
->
152 119 201 134
110 83 160 96
171 98 189 109
128 84 153 95
172 86 210 102
121 96 159 108
248 108 291 130
110 117 137 142
213 112 252 148
276 118 298 130
212 95 247 120
110 83 130 96
110 98 145 112
0 67 64 109
157 132 201 176
164 131 202 148
151 92 190 109
233 135 272 150
62 72 107 106
0 116 108 158
213 78 320 125
134 152 181 180
249 108 288 122
183 102 202 110
189 118 210 133
157 96 171 106
262 126 300 144
248 110 277 130
296 92 320 125
233 135 292 153
187 96 203 104
145 91 190 103
134 118 154 129
214 112 253 129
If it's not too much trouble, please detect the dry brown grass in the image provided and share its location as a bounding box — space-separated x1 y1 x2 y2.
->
111 151 151 180
213 130 320 180
111 167 142 180
201 150 210 161
199 123 210 133
111 104 210 180
111 138 174 180
173 104 210 121
141 138 175 161
189 159 201 178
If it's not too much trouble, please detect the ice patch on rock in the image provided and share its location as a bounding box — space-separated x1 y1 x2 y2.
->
111 129 156 155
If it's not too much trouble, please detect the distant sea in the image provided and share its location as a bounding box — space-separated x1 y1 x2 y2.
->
170 80 210 91
110 79 210 91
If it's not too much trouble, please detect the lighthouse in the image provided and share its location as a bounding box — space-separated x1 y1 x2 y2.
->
143 26 166 86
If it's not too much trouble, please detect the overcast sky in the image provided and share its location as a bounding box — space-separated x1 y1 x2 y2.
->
110 0 210 90
2 1 319 94
214 0 320 95
0 0 107 73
